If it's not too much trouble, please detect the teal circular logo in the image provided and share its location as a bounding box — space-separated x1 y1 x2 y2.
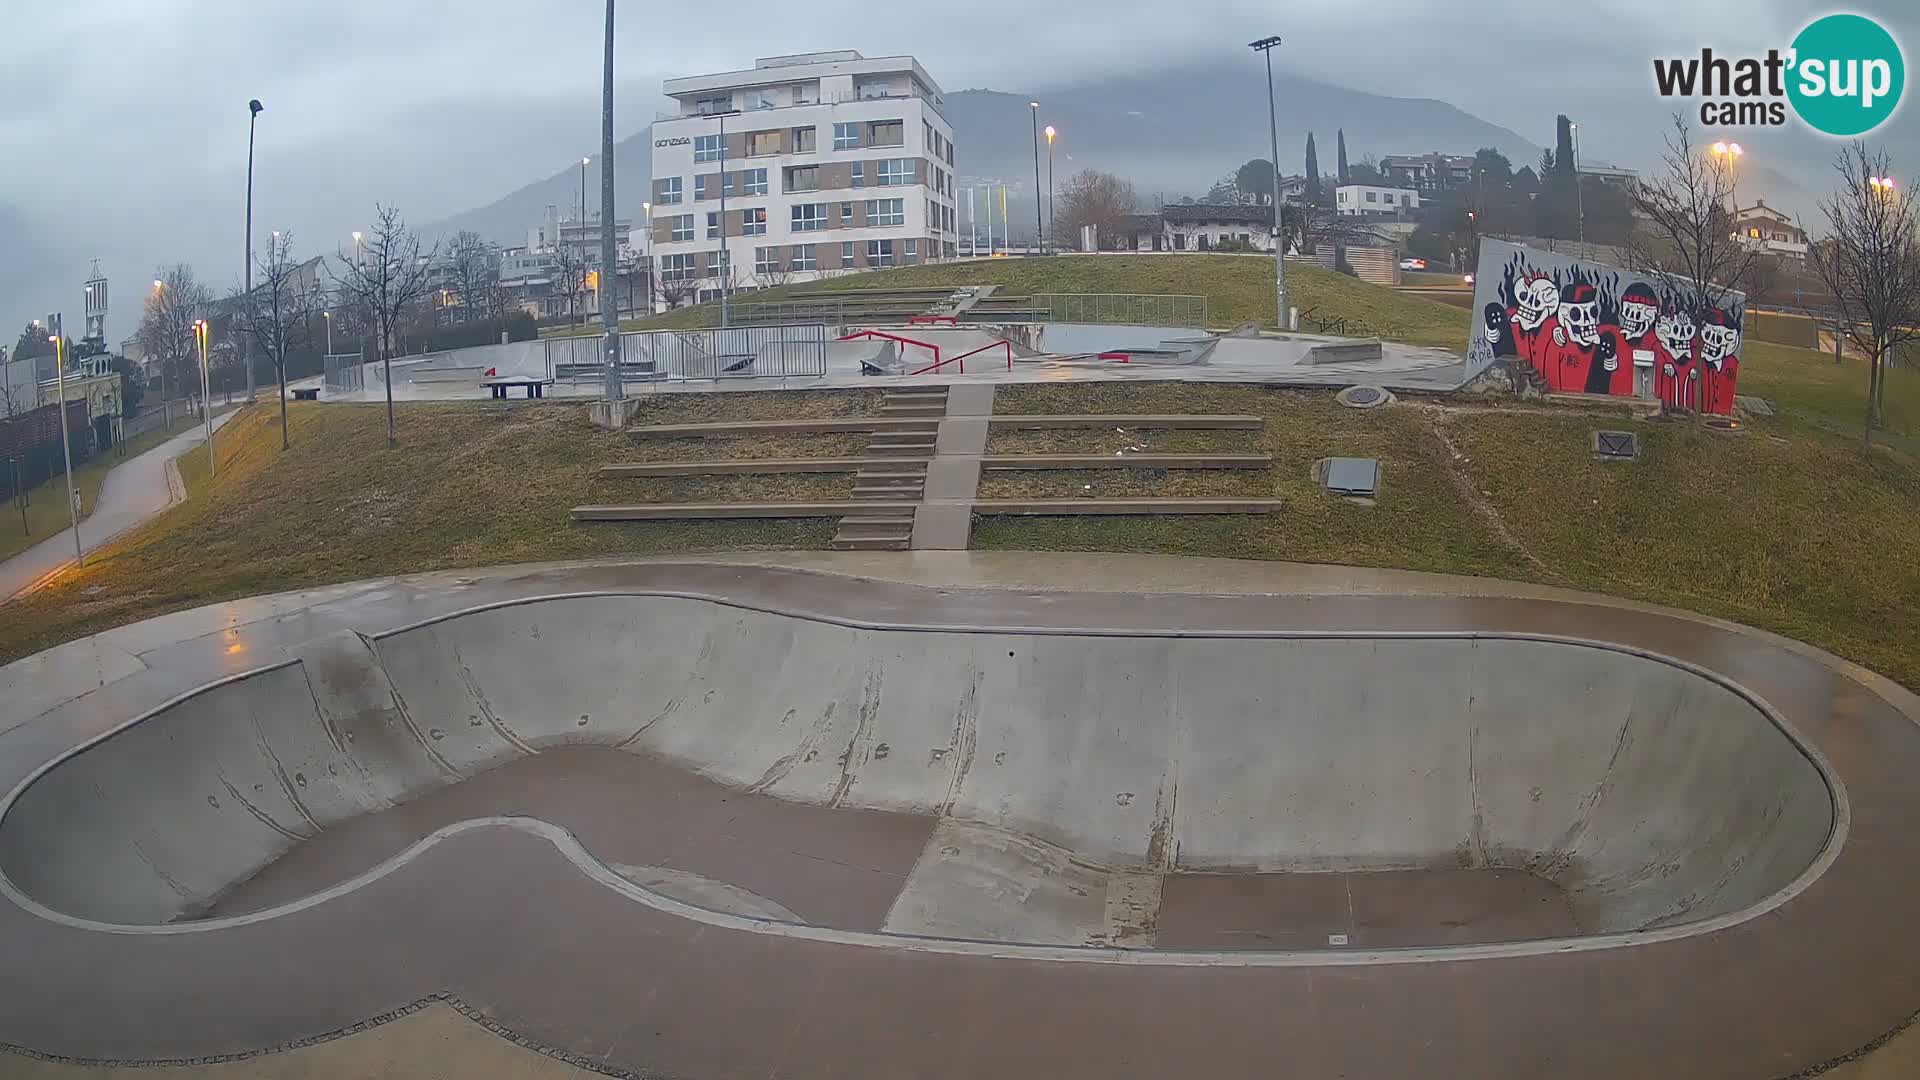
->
1788 14 1905 135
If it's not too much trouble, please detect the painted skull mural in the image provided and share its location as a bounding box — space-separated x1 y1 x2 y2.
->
1467 239 1745 413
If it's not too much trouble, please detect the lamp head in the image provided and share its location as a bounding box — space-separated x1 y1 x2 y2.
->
248 99 263 116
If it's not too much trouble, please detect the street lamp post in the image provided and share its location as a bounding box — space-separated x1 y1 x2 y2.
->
1029 102 1043 255
1712 140 1745 223
1571 121 1584 245
1044 125 1056 253
598 0 622 403
578 156 591 327
194 320 215 478
641 200 653 314
1250 35 1288 329
244 98 263 404
47 315 81 564
323 310 334 356
712 109 741 327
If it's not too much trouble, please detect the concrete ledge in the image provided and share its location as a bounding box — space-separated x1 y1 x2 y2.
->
628 418 936 438
971 498 1281 515
599 459 892 477
572 502 904 521
987 415 1264 431
589 398 644 431
981 454 1272 470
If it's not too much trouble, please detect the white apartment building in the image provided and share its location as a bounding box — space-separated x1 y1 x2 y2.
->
1335 184 1420 217
649 50 959 301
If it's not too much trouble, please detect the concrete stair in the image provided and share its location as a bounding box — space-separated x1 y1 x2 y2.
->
827 388 949 550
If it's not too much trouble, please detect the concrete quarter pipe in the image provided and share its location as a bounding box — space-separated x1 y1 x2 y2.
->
0 558 1912 1080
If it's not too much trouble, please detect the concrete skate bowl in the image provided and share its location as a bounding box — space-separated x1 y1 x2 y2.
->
0 594 1840 959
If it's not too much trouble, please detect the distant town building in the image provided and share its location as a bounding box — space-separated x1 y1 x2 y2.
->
1158 204 1276 251
1334 184 1420 217
1733 200 1809 259
1380 152 1476 192
1575 163 1639 187
649 50 959 302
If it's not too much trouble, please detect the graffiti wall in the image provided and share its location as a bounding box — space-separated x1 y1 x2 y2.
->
1465 239 1745 414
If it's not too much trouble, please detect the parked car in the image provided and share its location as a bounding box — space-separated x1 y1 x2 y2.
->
1399 257 1428 271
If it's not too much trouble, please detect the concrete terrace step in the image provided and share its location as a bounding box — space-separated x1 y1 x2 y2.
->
573 502 911 521
878 405 949 417
866 443 937 456
851 488 923 500
987 415 1265 431
980 454 1273 471
829 536 912 551
971 498 1282 516
628 417 938 438
600 458 870 477
835 520 916 537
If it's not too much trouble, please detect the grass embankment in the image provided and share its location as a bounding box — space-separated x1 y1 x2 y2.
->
0 423 185 563
0 398 881 663
611 256 1470 350
977 352 1920 689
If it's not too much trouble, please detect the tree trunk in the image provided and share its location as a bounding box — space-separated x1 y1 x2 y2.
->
1863 352 1880 453
278 357 289 451
382 331 396 447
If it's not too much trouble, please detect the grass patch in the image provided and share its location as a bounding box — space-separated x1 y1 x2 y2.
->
0 422 183 563
0 402 834 664
1738 339 1920 442
977 468 1271 500
589 473 854 504
617 433 871 463
628 388 880 425
615 256 1470 349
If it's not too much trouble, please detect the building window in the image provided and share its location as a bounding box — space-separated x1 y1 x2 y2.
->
851 161 863 188
748 130 781 157
785 165 819 193
867 239 895 266
792 126 816 152
833 122 859 150
867 198 904 226
841 240 855 266
658 176 683 204
661 253 697 280
740 207 767 235
670 215 694 242
694 134 722 163
877 158 912 186
706 211 721 239
867 120 904 147
944 240 956 259
791 203 827 231
695 175 710 200
792 244 817 272
754 246 779 275
904 239 919 265
1400 194 1410 205
695 95 729 114
924 121 934 151
840 201 855 223
743 168 768 196
1365 191 1377 202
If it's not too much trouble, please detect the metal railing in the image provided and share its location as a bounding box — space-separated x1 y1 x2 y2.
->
323 351 365 392
548 324 831 384
735 300 847 326
1028 293 1209 328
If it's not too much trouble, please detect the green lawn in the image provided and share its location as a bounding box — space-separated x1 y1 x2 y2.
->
609 256 1471 349
0 421 184 563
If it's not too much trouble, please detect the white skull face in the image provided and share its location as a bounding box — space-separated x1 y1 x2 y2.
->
1656 311 1697 359
1516 278 1557 330
1558 298 1600 347
1619 298 1657 339
1699 322 1739 366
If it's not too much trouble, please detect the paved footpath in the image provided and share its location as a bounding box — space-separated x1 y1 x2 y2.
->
0 413 234 602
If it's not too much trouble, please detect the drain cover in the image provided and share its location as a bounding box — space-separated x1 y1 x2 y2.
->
1324 457 1379 497
1346 386 1382 405
1335 385 1394 409
1592 430 1639 461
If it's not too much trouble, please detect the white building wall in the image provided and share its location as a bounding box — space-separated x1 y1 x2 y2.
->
1335 184 1420 216
650 62 957 297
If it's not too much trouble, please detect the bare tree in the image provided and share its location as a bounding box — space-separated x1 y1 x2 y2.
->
1057 170 1139 248
447 230 499 323
329 204 438 445
549 242 587 325
231 232 319 450
1807 142 1920 451
1284 204 1384 259
656 265 700 310
1629 114 1755 320
137 264 212 430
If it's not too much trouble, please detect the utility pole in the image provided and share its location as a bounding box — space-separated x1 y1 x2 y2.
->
1251 35 1288 329
47 314 81 564
244 99 263 403
1029 102 1043 254
599 0 624 403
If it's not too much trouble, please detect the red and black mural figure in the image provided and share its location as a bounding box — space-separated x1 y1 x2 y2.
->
1468 239 1743 414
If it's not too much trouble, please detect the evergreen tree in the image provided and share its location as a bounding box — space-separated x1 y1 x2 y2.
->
1304 133 1322 203
1555 115 1576 176
1336 129 1350 183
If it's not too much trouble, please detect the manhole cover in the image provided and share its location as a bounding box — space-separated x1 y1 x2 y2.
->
1324 457 1380 497
1335 385 1394 409
1592 430 1639 461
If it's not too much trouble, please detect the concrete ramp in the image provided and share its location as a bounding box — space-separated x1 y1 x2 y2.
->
0 595 1834 946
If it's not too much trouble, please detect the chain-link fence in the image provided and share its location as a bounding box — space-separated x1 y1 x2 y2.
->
548 324 831 385
1028 294 1209 328
323 352 365 392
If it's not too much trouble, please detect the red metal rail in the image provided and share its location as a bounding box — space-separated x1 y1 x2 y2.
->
838 329 940 369
911 339 1013 376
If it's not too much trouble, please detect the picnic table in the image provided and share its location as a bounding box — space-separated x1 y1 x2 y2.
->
482 375 556 399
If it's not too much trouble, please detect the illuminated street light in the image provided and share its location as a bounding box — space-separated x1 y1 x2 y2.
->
1043 124 1057 254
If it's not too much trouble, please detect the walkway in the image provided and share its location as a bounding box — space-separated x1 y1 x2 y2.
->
0 413 233 602
0 553 1917 1078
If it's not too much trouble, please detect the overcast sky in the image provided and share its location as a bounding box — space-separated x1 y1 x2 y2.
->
2 0 1908 343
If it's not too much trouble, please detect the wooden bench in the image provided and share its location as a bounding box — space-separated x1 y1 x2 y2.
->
482 376 556 399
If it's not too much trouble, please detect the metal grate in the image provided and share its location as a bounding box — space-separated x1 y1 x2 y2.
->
1324 457 1379 497
1593 430 1639 460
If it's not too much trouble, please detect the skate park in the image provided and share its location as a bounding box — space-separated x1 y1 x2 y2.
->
2 553 1918 1079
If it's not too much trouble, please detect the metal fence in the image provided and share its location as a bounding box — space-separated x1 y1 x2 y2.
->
323 352 365 392
734 300 848 326
547 324 831 385
1029 294 1209 328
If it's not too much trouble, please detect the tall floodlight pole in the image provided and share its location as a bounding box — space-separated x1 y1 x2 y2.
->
1045 125 1056 253
1028 102 1042 255
599 0 623 401
714 110 740 326
1571 121 1584 246
1250 36 1287 329
244 98 263 402
196 321 215 477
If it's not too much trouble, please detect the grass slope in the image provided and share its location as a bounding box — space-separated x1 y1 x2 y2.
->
616 255 1470 349
0 423 182 563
